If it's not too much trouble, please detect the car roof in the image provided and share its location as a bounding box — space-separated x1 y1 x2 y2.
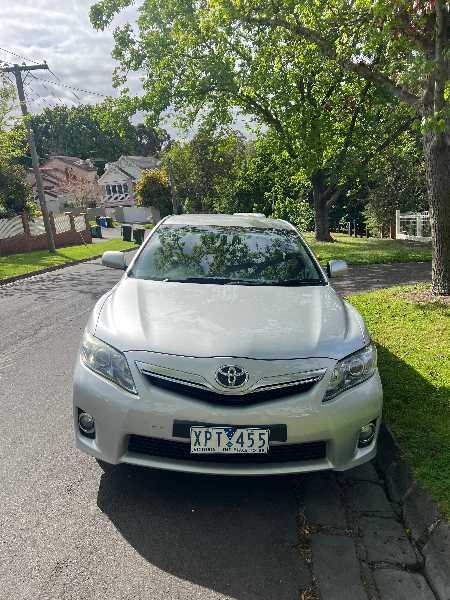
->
163 213 293 230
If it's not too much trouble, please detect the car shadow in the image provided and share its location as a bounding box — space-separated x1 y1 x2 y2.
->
96 466 310 599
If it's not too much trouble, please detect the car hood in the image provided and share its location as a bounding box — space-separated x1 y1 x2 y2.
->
91 278 368 360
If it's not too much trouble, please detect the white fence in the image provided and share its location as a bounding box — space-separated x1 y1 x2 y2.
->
28 217 46 236
396 210 431 242
0 215 24 239
74 215 87 232
53 213 71 234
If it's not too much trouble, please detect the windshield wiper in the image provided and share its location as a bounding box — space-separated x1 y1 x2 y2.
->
163 277 232 284
269 279 323 286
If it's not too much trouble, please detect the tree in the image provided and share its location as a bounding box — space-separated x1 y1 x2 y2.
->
90 0 415 244
28 104 166 163
135 168 172 216
0 76 34 217
223 0 449 292
90 0 450 295
364 132 427 237
162 128 251 214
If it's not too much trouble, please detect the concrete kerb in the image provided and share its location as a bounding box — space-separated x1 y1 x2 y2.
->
0 246 137 287
376 423 450 600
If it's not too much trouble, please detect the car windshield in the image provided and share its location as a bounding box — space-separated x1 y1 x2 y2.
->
129 224 324 286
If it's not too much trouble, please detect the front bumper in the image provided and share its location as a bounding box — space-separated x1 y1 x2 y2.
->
73 355 383 476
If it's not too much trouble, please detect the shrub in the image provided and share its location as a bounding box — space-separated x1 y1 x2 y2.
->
135 168 172 216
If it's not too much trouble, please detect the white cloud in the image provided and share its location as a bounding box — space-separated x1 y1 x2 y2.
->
1 0 252 138
1 0 141 109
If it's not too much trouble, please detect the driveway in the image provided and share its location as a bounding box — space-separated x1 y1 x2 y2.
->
0 259 435 600
332 261 431 296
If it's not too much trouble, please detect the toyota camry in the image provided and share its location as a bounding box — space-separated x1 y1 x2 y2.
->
73 213 382 475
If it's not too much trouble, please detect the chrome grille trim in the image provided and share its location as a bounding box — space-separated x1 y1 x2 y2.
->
136 361 326 396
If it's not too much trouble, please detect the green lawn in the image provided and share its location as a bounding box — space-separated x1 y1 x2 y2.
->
0 239 135 281
304 233 432 265
349 285 450 516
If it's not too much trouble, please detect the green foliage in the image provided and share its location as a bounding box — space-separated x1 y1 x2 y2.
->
363 132 427 236
0 77 34 218
163 128 254 214
0 162 35 218
28 103 166 164
350 285 450 516
135 168 172 216
272 195 314 232
89 0 414 223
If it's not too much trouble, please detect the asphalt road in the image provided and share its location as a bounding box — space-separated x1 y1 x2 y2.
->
0 259 309 600
0 258 434 600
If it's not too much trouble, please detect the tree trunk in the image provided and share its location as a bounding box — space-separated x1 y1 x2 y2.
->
423 131 450 295
312 171 333 242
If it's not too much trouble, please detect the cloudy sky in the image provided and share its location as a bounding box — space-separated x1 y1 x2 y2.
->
1 0 251 137
1 0 142 112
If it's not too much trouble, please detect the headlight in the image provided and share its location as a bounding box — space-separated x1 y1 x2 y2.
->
325 342 377 400
80 332 137 394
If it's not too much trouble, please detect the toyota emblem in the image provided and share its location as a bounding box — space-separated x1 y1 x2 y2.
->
215 365 248 388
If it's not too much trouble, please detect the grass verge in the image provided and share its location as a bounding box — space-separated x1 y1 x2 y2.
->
304 233 432 265
0 239 136 281
349 284 450 516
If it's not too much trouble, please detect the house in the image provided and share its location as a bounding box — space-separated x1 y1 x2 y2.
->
27 156 102 213
98 155 161 208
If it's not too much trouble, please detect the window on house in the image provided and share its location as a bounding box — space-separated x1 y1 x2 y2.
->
106 185 111 195
123 183 128 194
112 184 117 194
117 184 123 194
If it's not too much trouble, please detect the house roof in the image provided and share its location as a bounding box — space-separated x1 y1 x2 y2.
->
98 154 161 184
48 155 97 171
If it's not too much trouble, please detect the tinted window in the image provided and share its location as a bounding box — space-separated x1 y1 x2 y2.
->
130 225 323 286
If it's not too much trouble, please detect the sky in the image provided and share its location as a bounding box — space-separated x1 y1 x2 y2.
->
1 0 252 138
0 0 143 115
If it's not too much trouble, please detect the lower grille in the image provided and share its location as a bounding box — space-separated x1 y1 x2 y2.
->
128 435 327 463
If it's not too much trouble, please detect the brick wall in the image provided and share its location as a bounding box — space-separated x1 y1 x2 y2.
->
0 213 92 256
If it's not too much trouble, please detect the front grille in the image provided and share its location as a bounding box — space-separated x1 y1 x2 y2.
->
128 435 327 463
142 373 318 405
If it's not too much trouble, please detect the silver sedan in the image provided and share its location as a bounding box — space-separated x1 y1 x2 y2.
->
73 213 382 475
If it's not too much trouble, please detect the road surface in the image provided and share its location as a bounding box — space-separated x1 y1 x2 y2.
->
0 259 434 600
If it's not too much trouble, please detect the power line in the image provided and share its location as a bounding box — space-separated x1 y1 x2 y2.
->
0 47 108 102
29 72 65 105
0 46 43 65
32 75 107 98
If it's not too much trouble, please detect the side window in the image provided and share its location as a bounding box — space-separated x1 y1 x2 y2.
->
117 184 123 194
123 183 128 194
106 185 111 195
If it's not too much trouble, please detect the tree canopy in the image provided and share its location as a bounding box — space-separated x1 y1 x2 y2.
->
91 0 450 293
28 103 168 164
0 76 34 218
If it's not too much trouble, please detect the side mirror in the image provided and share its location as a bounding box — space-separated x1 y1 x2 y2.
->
102 251 126 270
327 259 348 278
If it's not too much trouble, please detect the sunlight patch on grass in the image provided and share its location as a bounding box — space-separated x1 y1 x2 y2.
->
304 233 432 265
0 239 135 281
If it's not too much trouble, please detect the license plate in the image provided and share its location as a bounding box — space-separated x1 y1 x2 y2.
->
190 426 269 454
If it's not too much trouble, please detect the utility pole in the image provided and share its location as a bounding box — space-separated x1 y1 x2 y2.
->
1 62 55 251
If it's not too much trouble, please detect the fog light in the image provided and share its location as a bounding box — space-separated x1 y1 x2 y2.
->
78 411 95 438
358 421 376 448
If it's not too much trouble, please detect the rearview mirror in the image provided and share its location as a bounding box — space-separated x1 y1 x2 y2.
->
102 251 126 270
327 259 348 278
